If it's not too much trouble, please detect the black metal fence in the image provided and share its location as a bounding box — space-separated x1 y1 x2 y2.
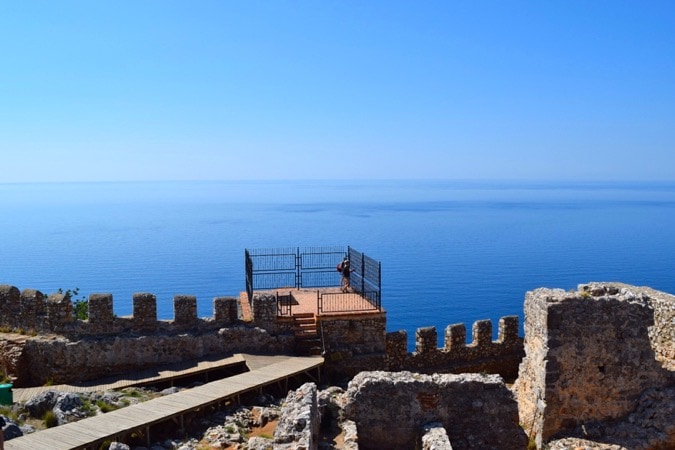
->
345 247 381 306
244 245 382 312
318 290 381 314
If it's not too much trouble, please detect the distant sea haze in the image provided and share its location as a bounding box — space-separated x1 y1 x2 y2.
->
2 180 675 350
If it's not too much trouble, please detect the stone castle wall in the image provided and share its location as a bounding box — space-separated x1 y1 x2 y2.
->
316 315 523 382
0 284 239 336
514 282 675 447
386 315 524 381
0 284 289 386
2 283 524 388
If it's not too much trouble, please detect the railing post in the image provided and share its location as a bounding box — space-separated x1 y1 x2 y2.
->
245 249 253 301
378 260 382 310
360 252 365 294
296 247 301 289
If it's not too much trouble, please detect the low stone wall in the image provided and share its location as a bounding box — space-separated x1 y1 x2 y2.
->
514 282 675 448
343 371 527 450
2 325 294 386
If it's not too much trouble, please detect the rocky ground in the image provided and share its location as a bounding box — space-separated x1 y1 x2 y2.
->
1 382 672 449
0 383 348 450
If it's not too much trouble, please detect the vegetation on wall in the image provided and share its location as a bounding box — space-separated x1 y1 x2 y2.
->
57 288 88 320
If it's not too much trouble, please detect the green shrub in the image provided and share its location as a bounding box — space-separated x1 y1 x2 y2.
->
43 410 58 428
57 288 88 320
96 400 118 413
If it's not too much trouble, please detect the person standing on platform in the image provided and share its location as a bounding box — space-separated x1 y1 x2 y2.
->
339 256 353 292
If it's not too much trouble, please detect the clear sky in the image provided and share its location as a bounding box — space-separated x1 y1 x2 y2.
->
2 1 674 182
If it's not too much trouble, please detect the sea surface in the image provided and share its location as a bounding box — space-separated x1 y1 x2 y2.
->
2 180 675 350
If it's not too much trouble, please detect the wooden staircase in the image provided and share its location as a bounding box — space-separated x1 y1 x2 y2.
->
292 313 322 356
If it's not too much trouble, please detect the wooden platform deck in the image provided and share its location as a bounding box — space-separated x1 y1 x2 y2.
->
5 353 323 450
241 287 384 322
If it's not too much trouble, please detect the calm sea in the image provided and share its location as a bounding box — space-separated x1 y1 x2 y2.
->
2 180 674 349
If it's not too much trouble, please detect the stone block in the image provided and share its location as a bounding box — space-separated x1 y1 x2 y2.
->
88 293 114 323
173 295 197 326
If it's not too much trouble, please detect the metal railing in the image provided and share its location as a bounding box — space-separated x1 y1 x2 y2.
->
245 245 382 315
318 290 381 314
276 291 294 317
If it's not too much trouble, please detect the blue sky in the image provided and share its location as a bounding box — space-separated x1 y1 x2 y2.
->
2 1 674 182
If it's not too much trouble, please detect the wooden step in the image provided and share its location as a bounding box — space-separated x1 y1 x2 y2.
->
292 312 315 319
293 318 315 326
291 312 321 356
293 329 319 337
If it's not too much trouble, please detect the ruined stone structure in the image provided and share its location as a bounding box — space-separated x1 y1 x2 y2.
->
343 371 528 450
515 282 675 448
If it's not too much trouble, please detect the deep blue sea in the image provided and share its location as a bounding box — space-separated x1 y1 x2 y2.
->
2 180 675 350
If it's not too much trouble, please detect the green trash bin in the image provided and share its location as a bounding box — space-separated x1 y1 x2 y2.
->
0 383 13 405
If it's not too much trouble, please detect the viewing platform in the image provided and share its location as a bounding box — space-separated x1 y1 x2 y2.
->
244 245 383 317
240 287 384 322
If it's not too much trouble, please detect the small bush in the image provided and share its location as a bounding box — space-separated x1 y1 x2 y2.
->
43 410 58 428
96 400 118 413
122 388 142 397
58 288 88 320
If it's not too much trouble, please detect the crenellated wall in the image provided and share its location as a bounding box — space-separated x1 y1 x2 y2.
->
0 284 240 336
317 314 523 382
384 316 524 381
1 283 525 387
0 284 285 386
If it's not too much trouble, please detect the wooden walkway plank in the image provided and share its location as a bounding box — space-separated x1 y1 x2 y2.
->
11 353 247 403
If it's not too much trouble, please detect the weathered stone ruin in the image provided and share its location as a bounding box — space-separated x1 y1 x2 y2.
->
343 371 527 450
274 283 674 449
515 282 674 449
273 382 320 449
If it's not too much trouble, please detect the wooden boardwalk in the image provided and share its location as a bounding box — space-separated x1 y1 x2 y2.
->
12 353 248 403
5 354 323 450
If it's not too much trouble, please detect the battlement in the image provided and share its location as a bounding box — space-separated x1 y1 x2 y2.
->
0 282 525 386
0 284 238 336
384 316 524 380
